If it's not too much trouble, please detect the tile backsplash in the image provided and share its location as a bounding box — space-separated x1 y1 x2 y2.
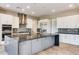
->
13 28 31 34
58 28 79 34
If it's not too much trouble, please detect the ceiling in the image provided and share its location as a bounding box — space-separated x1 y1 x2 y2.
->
0 3 79 17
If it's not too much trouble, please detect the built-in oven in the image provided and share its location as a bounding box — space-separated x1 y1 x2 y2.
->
2 24 12 41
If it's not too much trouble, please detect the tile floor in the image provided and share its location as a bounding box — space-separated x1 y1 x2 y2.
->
36 43 79 55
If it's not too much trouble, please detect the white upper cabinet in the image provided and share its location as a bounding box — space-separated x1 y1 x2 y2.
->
57 15 79 28
0 14 13 24
0 13 19 28
12 16 19 28
57 17 64 28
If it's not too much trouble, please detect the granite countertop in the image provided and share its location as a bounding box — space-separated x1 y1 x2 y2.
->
7 33 59 42
58 32 79 35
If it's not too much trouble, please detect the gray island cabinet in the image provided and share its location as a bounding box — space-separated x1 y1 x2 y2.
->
19 40 32 55
5 34 58 55
5 36 18 55
31 39 42 54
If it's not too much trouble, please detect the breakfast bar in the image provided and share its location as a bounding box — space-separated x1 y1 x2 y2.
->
4 34 59 55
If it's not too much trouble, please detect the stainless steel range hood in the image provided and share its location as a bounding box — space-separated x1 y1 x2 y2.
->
18 13 27 28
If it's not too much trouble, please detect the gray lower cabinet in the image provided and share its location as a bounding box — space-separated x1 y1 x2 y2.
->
32 39 42 54
32 37 54 54
47 37 54 47
41 37 54 50
19 41 32 55
5 36 18 55
41 37 49 50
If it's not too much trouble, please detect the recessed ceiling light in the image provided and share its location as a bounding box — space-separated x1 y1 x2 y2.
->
22 9 25 11
52 9 55 12
32 12 35 14
27 6 30 9
68 4 74 8
6 4 10 7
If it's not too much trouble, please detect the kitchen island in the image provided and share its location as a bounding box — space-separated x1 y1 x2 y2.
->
5 34 59 55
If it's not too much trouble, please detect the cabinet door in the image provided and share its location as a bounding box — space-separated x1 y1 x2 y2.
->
59 34 65 42
57 17 63 28
1 14 7 24
1 14 13 24
61 16 71 28
70 15 79 28
74 35 79 45
41 37 49 50
12 17 19 28
32 39 42 54
76 17 79 28
19 41 32 55
47 37 54 47
65 34 69 43
5 36 18 55
41 38 46 50
65 34 70 43
67 16 76 28
68 35 75 44
59 34 69 43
